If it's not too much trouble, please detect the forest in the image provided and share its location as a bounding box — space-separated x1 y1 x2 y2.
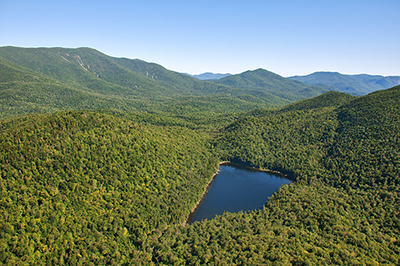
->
0 47 399 265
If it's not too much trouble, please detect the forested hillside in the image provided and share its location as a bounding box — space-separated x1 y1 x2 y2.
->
0 111 220 264
246 90 356 118
0 57 152 119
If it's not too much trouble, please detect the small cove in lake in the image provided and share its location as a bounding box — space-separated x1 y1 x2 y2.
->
186 163 292 224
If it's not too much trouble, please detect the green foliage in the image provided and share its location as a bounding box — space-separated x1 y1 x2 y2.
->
216 86 400 190
215 107 338 179
244 90 355 123
0 111 219 265
326 86 400 189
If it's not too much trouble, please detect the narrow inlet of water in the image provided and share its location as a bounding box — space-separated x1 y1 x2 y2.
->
187 164 292 224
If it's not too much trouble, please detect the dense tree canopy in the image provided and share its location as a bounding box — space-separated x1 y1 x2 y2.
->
0 111 220 264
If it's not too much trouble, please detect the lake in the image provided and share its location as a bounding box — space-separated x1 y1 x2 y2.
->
186 163 292 224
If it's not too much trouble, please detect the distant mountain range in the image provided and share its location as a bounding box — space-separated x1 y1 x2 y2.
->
185 72 231 80
289 72 400 95
212 69 328 102
189 70 400 96
2 46 399 121
0 46 328 119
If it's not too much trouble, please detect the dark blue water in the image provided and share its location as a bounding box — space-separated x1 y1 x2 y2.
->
187 164 292 224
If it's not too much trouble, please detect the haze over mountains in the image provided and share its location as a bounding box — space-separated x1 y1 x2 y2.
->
185 72 231 80
289 71 400 95
189 71 400 96
185 69 400 100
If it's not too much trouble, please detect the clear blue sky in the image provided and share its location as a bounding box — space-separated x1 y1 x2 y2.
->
1 0 399 77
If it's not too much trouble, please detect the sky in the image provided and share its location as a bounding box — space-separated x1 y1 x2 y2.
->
0 0 399 77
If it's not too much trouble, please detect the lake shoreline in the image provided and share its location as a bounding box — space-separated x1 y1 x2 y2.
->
182 161 288 226
183 161 230 226
227 162 289 178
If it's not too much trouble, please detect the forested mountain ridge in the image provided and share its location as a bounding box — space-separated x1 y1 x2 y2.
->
0 46 270 120
0 46 323 102
0 46 330 120
0 56 155 120
211 68 329 101
215 85 400 189
0 46 188 98
289 71 400 95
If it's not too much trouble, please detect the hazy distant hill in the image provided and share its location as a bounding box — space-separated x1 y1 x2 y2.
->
211 68 329 101
350 74 400 91
289 71 400 95
185 72 231 80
